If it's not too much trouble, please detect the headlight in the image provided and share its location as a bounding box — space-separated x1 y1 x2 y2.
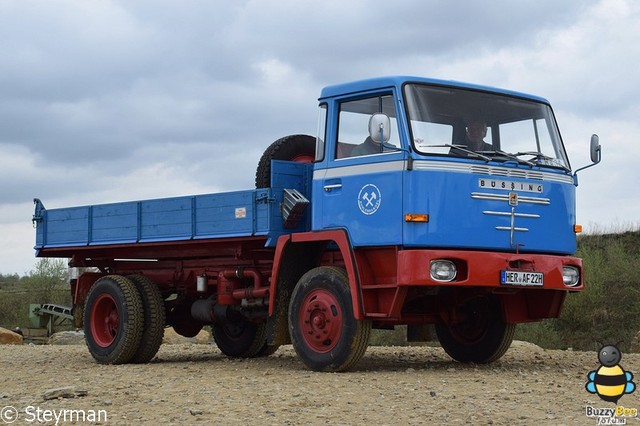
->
562 266 580 287
430 260 457 282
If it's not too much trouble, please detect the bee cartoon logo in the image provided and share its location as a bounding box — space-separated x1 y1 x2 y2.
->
586 342 636 403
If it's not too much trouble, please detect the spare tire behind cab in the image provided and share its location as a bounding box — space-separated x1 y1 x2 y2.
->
255 134 316 188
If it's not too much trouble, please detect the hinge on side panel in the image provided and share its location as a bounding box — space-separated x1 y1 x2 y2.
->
32 198 46 227
255 192 276 204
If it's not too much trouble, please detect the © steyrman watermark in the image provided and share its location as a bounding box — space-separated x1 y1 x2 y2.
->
1 405 108 425
0 406 19 423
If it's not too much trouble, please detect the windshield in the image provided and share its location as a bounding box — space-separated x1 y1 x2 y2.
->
404 83 570 170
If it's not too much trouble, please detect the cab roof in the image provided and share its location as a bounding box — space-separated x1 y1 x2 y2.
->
319 76 550 105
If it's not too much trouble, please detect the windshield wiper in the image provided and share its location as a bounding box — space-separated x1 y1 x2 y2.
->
514 151 554 161
514 151 570 170
478 150 535 167
425 144 491 162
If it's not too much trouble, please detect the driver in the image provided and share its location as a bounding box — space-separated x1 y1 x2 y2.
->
465 120 492 151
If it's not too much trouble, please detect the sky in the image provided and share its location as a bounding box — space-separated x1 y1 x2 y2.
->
1 0 638 274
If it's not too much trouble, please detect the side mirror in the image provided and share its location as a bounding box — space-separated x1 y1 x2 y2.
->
369 113 391 144
573 133 602 182
590 134 601 164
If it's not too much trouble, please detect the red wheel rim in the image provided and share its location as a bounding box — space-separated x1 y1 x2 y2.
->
298 289 343 353
90 293 119 347
290 153 315 163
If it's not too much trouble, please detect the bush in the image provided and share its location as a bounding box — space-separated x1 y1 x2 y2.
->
0 259 71 330
369 326 408 346
516 230 640 351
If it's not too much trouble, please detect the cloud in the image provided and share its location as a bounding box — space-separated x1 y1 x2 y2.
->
1 0 638 273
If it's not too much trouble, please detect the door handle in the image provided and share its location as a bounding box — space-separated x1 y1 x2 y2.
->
323 183 342 192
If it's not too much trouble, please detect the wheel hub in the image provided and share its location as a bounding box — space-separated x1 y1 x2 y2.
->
311 313 326 329
299 289 343 353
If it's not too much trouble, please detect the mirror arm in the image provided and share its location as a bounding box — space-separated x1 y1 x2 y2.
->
573 161 598 176
573 153 601 185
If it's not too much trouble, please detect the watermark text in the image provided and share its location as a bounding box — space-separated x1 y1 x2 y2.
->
1 405 108 425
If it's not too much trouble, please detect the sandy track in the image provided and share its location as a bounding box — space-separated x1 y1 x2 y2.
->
0 342 638 425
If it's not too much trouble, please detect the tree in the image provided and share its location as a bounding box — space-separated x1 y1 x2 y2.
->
23 258 69 304
0 273 21 289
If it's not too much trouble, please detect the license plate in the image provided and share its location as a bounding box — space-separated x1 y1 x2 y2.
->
500 270 544 287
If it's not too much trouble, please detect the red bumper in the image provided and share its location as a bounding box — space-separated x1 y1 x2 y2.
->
397 249 583 291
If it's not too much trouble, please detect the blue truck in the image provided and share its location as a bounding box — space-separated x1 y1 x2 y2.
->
32 76 601 371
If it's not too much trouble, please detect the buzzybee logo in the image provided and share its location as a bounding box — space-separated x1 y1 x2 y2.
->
586 343 635 403
584 343 638 424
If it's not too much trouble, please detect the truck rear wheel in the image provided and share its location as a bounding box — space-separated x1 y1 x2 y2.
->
289 266 371 372
253 342 280 357
255 134 316 188
212 318 268 358
84 275 144 364
127 275 166 363
167 303 204 338
435 295 515 363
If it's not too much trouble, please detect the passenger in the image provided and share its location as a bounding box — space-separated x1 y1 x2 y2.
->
465 120 492 151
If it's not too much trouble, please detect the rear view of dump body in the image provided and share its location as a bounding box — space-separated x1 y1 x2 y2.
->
32 76 600 372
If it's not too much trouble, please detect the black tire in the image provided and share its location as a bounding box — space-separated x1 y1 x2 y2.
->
72 303 84 329
166 303 203 338
127 275 166 363
212 319 268 358
288 266 371 372
255 134 316 188
255 342 280 357
84 275 144 364
435 295 515 363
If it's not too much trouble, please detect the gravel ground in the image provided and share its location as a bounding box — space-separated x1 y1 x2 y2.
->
0 341 639 425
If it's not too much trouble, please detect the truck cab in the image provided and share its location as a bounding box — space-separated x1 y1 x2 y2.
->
312 76 577 254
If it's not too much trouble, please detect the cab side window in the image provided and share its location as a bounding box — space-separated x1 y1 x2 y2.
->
315 103 327 162
336 95 400 159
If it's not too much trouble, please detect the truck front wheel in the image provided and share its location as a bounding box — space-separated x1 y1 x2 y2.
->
84 275 144 364
435 295 515 363
289 266 371 372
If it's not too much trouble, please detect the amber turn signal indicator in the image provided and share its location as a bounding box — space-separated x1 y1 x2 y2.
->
405 214 429 222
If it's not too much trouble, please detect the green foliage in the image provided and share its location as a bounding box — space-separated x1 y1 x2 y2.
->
516 230 640 351
0 259 71 329
22 258 69 304
0 273 22 288
369 326 409 346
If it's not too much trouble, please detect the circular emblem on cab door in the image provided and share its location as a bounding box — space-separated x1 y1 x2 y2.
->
358 184 382 215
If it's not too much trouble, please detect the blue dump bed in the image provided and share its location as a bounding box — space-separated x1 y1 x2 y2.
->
33 161 311 255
